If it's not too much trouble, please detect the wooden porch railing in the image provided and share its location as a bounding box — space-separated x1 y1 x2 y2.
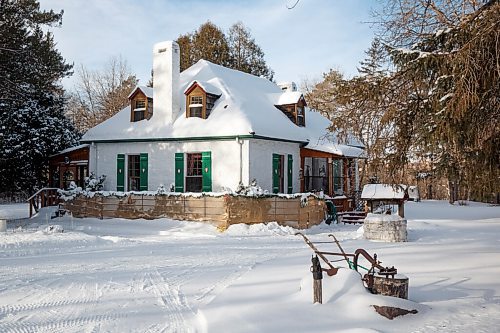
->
27 188 60 217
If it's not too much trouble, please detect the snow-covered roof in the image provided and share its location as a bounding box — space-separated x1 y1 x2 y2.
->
270 91 304 105
82 60 364 157
128 86 153 99
184 80 222 96
50 144 90 157
361 184 408 200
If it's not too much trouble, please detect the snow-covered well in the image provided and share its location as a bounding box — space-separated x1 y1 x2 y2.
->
363 213 408 242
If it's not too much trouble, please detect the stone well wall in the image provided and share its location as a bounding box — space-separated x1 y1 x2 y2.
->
363 213 408 242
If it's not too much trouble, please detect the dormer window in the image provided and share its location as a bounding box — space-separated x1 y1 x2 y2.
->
275 93 307 127
128 86 154 123
184 81 221 120
133 99 146 121
189 96 203 118
297 105 305 126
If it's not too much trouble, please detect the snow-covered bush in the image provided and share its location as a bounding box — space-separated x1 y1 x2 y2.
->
84 172 106 191
157 184 169 195
67 181 77 191
235 179 267 196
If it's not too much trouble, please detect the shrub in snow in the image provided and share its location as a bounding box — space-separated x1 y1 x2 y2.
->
85 172 106 191
67 181 78 191
157 184 169 195
235 179 267 196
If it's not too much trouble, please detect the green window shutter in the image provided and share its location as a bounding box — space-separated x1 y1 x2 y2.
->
175 153 184 192
117 154 125 191
139 153 148 191
287 154 293 194
272 153 280 194
202 151 212 192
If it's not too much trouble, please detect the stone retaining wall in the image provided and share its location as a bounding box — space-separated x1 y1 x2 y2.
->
62 193 326 230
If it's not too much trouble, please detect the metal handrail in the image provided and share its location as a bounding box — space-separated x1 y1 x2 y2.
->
27 188 59 202
27 187 60 217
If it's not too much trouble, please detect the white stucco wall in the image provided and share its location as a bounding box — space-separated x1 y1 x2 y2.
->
248 139 301 193
89 138 302 194
89 139 250 192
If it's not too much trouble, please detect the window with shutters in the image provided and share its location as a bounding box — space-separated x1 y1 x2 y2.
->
128 155 140 191
186 153 203 192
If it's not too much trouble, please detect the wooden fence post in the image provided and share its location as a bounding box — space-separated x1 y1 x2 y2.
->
100 196 103 219
313 280 322 304
311 255 323 304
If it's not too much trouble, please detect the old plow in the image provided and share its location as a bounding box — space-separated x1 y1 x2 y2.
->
296 232 407 298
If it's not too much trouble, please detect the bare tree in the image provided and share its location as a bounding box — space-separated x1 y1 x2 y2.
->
306 39 396 186
66 56 137 133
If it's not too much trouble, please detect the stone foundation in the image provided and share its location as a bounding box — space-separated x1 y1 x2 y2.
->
363 213 407 242
62 193 326 230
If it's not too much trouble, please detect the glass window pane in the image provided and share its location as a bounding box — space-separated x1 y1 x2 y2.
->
190 106 202 118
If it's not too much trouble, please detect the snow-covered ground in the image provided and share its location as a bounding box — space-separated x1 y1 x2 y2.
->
0 202 30 220
0 200 499 332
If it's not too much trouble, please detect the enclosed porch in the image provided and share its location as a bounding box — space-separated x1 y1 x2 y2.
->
48 144 90 189
300 147 360 211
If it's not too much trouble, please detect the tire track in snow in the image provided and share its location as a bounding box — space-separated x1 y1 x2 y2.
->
0 313 127 333
0 277 123 333
145 267 195 333
0 298 95 316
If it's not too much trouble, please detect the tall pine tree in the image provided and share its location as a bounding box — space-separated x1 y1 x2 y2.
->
175 21 274 80
228 22 274 80
385 0 499 202
0 0 78 198
191 21 231 68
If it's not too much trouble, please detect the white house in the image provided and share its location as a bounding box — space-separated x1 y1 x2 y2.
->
81 41 364 208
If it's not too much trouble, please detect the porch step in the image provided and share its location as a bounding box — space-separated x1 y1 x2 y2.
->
338 211 366 224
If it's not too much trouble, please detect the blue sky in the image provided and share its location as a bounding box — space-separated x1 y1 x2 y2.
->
39 0 380 89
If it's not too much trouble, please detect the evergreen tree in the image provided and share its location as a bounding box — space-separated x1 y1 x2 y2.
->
175 21 274 80
191 21 231 68
0 0 78 197
384 0 499 202
177 33 194 72
228 22 274 80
